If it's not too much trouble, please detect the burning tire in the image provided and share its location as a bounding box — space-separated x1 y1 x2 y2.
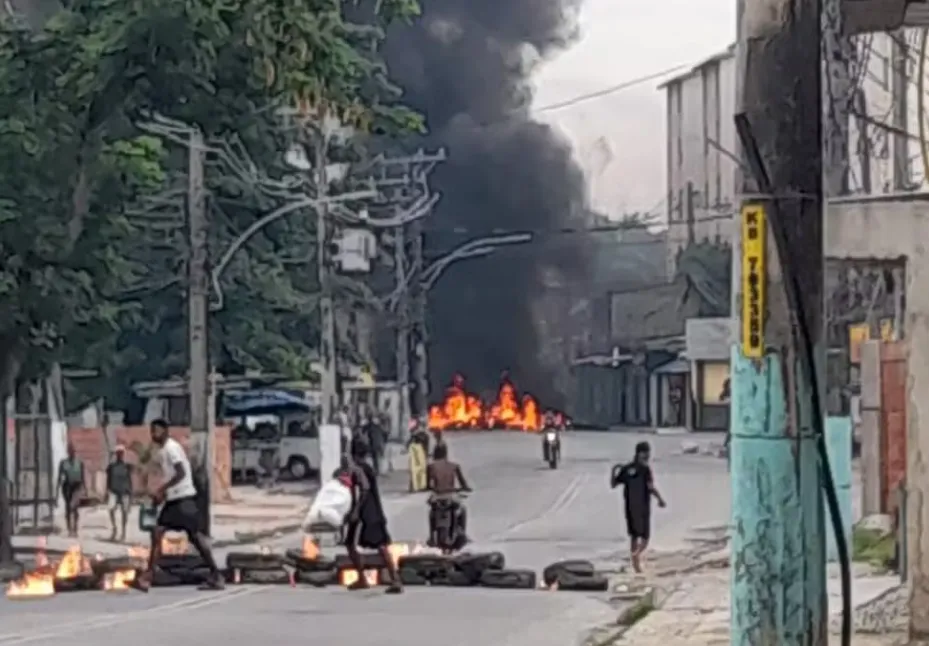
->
0 561 24 583
285 549 337 573
429 568 474 587
333 553 386 571
225 552 286 571
453 552 505 583
91 556 144 577
229 568 292 585
542 559 595 587
157 554 206 571
396 554 448 576
294 569 338 587
551 571 610 592
150 565 214 587
151 568 186 587
479 568 537 590
398 567 428 586
53 573 101 592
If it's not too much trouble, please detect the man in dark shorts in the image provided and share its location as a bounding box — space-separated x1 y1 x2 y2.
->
134 419 224 591
344 438 403 593
57 443 84 537
106 445 133 542
611 441 666 573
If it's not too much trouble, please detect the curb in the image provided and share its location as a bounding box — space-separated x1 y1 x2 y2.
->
584 586 660 646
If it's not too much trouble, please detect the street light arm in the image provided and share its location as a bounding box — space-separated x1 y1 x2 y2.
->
421 247 496 292
210 188 378 311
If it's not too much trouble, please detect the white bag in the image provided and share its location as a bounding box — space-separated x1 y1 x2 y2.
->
303 477 352 529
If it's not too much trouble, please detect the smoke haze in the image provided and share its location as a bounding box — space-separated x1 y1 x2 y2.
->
384 0 591 406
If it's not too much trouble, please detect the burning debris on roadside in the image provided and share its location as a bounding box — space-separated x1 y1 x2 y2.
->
4 534 192 598
427 374 570 432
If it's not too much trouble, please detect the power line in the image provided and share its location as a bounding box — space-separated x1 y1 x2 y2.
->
534 64 691 113
425 211 734 238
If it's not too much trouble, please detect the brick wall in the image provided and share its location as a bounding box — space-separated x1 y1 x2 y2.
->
66 425 232 503
880 341 907 515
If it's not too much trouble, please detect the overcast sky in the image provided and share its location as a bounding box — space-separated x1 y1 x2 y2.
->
531 0 735 219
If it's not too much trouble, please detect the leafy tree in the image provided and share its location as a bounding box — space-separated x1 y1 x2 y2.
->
0 0 422 407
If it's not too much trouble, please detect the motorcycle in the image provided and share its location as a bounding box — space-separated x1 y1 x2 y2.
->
429 492 469 555
543 430 560 469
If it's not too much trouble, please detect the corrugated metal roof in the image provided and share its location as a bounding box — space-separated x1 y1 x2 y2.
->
609 280 700 346
653 357 690 374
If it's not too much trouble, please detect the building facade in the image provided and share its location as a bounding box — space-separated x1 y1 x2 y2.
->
847 29 926 194
660 45 737 276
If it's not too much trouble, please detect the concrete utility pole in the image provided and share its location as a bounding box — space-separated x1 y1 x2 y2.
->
0 392 10 563
314 130 339 425
730 0 827 645
393 218 410 435
409 219 428 417
685 180 696 246
186 128 212 537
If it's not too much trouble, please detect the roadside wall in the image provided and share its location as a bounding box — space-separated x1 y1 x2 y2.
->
66 425 232 503
827 196 928 630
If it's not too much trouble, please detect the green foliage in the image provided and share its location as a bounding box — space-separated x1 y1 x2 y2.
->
0 0 422 408
852 526 896 569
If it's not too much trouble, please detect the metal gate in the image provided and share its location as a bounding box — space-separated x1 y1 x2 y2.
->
10 413 56 532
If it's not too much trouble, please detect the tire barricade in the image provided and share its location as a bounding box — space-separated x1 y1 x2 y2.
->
3 550 612 594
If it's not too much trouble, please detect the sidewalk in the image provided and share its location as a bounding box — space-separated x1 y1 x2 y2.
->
13 468 419 558
616 567 905 646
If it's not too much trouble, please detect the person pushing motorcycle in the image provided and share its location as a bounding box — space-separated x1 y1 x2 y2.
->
426 443 472 547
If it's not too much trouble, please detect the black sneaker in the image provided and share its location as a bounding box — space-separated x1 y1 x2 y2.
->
199 575 226 591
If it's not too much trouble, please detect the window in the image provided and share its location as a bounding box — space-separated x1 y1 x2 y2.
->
285 420 318 438
700 362 731 404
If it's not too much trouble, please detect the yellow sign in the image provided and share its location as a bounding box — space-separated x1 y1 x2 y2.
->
740 204 766 358
880 318 895 342
848 323 869 364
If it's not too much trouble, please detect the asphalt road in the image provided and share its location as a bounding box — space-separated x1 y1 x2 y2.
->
0 431 730 646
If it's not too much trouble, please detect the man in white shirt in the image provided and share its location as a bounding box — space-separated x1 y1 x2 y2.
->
134 419 224 591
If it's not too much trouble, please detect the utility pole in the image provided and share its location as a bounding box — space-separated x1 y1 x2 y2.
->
314 129 338 425
186 128 212 537
393 218 410 436
409 220 428 417
730 1 827 646
685 180 695 246
0 390 10 563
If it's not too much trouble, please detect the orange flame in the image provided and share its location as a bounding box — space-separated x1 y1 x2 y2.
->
302 536 320 560
428 374 548 431
6 543 92 599
161 534 189 555
340 568 379 587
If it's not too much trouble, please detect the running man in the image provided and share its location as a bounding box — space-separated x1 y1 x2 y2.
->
134 419 224 591
611 441 666 573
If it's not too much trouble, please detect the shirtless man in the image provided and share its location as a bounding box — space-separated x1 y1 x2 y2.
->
426 443 472 546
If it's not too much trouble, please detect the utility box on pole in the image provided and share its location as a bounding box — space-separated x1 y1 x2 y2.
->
330 229 377 273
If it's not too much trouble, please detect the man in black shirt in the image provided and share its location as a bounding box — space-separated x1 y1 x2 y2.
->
611 441 666 573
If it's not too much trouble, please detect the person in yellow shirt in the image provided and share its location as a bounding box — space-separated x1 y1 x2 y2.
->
406 417 429 492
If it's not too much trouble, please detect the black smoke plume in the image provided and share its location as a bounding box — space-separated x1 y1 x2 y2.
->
383 0 591 407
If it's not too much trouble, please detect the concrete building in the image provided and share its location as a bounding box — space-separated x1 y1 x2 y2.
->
660 45 737 276
846 30 926 194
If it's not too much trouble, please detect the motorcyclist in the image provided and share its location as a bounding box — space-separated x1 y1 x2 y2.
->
541 412 561 460
426 443 472 547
